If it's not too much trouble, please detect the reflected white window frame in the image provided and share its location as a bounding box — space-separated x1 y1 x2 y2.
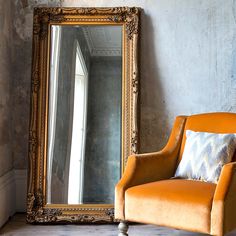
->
68 40 88 204
47 25 61 204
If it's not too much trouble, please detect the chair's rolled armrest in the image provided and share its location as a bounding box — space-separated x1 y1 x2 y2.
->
116 151 178 193
211 162 236 236
213 162 236 202
115 115 187 220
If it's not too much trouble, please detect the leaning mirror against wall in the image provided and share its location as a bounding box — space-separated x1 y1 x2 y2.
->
27 7 140 223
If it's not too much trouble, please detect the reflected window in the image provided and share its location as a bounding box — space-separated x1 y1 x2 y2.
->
68 41 88 204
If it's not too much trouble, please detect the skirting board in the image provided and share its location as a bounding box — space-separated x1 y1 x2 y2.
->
0 169 27 228
0 170 15 227
14 169 27 212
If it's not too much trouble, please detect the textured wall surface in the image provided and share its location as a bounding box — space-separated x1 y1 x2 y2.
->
10 0 236 170
11 0 62 170
0 0 14 176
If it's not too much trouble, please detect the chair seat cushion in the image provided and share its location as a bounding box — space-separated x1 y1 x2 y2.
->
125 179 216 234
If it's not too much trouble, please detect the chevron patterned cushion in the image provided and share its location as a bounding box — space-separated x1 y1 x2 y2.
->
174 130 236 183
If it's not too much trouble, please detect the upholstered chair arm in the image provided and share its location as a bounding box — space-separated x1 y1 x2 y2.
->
115 116 187 220
211 162 236 236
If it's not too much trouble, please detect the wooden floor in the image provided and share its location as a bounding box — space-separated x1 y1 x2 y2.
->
1 214 236 236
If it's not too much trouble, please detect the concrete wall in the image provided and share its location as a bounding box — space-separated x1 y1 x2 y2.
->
0 0 14 177
83 56 122 204
0 0 16 227
11 0 62 171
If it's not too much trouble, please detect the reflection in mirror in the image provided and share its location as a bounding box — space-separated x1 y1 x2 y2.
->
47 25 122 205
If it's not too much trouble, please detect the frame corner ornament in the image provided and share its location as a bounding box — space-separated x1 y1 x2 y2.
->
108 7 140 40
33 7 66 39
27 190 63 223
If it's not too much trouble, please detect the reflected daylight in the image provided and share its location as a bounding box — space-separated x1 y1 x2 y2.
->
47 25 122 205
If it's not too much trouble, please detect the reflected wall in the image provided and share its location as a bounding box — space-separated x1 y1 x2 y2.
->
84 56 121 204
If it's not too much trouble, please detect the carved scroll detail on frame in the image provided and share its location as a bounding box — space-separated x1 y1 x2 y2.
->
32 71 40 93
27 190 63 223
131 131 138 154
27 191 114 223
28 7 140 224
108 7 139 40
33 7 140 40
33 8 65 39
56 209 114 223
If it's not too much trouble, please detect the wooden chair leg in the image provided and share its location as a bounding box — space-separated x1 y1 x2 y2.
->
118 221 129 236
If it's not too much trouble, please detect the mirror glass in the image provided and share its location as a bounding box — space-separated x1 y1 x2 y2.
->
47 25 122 204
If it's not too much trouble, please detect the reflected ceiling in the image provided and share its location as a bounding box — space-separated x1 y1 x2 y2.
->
82 26 122 57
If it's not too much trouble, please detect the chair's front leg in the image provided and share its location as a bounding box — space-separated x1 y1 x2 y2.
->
118 221 129 236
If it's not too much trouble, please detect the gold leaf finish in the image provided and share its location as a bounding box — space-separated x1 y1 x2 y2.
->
27 7 140 224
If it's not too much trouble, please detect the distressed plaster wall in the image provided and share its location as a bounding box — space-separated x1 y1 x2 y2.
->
11 0 62 170
11 0 236 171
0 0 14 177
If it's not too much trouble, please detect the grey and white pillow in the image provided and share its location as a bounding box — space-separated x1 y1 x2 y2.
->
174 130 236 183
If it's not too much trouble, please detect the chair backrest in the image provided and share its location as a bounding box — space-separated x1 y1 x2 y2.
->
178 112 236 163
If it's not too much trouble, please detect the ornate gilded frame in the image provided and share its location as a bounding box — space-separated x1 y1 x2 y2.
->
27 7 140 223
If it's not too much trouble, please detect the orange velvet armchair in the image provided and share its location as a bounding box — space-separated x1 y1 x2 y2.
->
115 112 236 236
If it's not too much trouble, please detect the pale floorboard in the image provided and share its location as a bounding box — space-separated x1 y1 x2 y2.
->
1 214 236 236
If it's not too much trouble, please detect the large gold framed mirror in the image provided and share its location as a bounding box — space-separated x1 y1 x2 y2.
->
27 7 140 223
